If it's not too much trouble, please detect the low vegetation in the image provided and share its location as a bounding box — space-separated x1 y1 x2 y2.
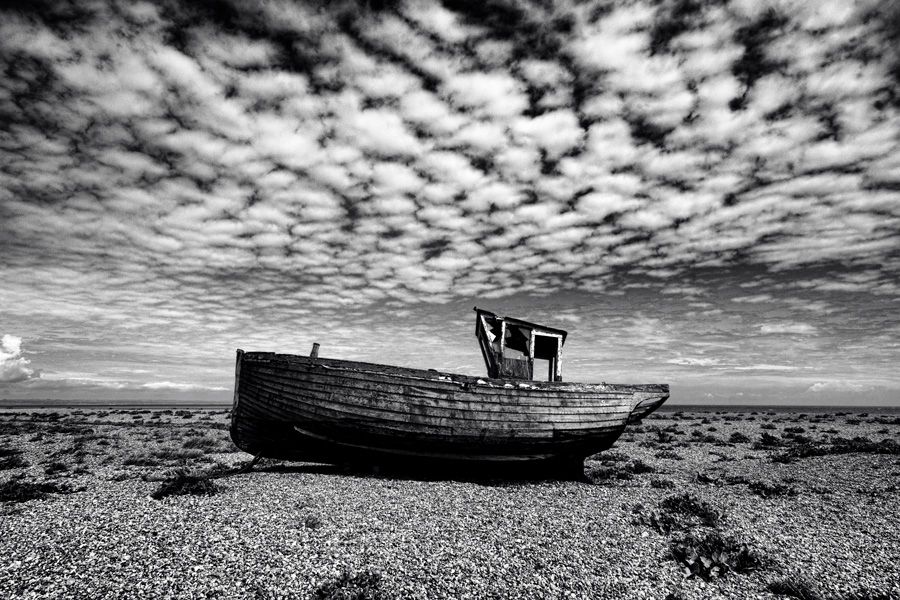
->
303 514 323 529
669 531 764 580
767 576 824 600
0 477 77 503
150 469 220 500
43 461 70 476
586 458 655 483
748 480 799 498
633 493 721 534
754 432 785 449
660 493 721 528
0 447 28 470
650 477 676 489
655 449 682 460
772 437 900 462
313 569 387 600
182 435 225 451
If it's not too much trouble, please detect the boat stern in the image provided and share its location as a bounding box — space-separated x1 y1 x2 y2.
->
230 349 244 446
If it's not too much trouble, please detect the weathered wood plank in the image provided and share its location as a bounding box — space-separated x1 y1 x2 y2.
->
231 350 668 467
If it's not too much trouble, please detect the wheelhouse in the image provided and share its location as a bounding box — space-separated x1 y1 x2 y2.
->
474 307 568 382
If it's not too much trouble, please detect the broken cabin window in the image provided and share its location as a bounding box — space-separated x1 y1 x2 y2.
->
474 307 567 382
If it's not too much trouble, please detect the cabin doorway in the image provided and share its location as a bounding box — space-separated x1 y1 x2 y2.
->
532 332 562 382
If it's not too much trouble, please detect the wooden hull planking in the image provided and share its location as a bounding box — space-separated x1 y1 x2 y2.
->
230 350 669 470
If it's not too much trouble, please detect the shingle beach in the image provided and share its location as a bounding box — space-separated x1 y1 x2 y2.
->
1 408 897 599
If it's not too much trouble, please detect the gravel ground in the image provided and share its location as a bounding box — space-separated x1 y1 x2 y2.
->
0 407 898 599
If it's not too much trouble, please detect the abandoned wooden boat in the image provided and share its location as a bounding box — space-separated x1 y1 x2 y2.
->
230 308 669 476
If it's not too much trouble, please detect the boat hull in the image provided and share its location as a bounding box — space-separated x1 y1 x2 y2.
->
230 350 668 474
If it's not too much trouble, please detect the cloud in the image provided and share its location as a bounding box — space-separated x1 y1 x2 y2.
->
806 381 873 393
759 323 817 335
442 71 528 118
346 109 423 157
0 0 898 401
0 335 37 383
141 381 228 391
667 357 722 367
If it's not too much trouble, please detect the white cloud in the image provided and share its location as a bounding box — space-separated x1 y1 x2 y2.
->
0 334 37 383
141 381 228 391
667 357 722 367
442 71 528 118
372 162 425 195
345 109 423 157
759 323 817 335
512 110 583 158
451 121 508 153
806 381 872 393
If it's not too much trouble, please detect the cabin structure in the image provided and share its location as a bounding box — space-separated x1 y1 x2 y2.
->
474 307 568 382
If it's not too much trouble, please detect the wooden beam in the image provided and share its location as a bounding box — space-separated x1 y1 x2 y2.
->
499 319 506 365
555 336 562 381
527 329 535 381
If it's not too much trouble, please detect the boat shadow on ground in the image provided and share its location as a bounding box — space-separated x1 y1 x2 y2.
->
227 460 590 485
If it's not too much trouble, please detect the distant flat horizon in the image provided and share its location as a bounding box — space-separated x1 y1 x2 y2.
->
1 398 898 412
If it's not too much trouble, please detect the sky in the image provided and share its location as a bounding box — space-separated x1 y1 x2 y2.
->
1 0 898 406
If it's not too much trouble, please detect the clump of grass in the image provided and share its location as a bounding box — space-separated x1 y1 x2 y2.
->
669 531 764 580
728 432 751 443
630 459 654 474
784 433 815 446
690 430 721 443
748 480 798 498
634 493 722 534
44 461 70 476
124 447 205 467
753 432 784 450
598 451 629 462
124 454 165 467
761 423 777 430
586 459 654 483
0 447 28 471
660 493 721 528
655 449 682 460
766 576 823 599
723 474 750 485
656 430 675 443
773 437 900 462
303 514 323 529
632 504 679 534
586 464 634 483
151 469 220 500
314 569 386 600
0 478 77 503
650 477 676 489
